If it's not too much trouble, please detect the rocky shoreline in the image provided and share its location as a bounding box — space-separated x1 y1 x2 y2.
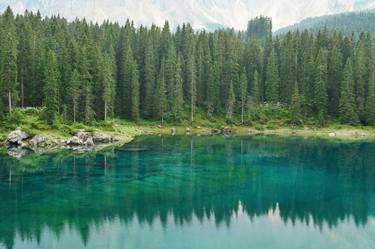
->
2 125 375 158
3 128 123 158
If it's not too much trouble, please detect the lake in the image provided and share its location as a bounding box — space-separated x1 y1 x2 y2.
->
0 135 375 249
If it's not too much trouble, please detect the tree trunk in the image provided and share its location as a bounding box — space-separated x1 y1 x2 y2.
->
104 100 107 121
21 67 24 108
241 102 244 125
73 101 77 123
191 98 194 124
8 90 12 113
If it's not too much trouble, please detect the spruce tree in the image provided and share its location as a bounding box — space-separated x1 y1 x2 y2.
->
80 48 94 123
154 60 167 124
102 54 115 121
130 61 140 121
172 56 184 121
69 69 81 123
187 55 197 124
143 38 156 118
265 48 279 103
43 50 60 124
314 49 329 126
365 69 375 125
252 70 260 103
226 80 236 124
0 7 18 114
290 82 302 125
339 59 359 124
239 69 248 124
354 36 367 122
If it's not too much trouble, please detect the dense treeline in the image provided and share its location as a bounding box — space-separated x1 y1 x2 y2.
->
276 11 375 39
0 7 375 126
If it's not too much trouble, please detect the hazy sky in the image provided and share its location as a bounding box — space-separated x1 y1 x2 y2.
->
0 0 374 30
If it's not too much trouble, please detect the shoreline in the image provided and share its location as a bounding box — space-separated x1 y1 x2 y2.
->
1 124 375 159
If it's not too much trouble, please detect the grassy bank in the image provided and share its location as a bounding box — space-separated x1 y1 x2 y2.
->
1 107 375 145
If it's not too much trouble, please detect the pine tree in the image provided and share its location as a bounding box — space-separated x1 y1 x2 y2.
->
0 7 18 114
290 82 302 125
338 59 359 124
17 20 33 107
130 60 140 121
154 60 167 124
265 48 279 102
252 70 260 103
80 48 94 123
43 50 60 124
187 55 197 124
206 54 219 116
354 36 367 122
314 49 329 126
226 80 236 124
239 69 248 124
365 68 375 125
69 69 81 123
102 54 115 121
279 32 297 103
172 56 184 121
327 44 343 117
143 38 156 118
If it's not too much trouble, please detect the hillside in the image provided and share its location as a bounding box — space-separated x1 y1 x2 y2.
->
1 0 375 30
276 10 375 36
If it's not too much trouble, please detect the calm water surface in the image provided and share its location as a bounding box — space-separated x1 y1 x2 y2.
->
0 135 375 249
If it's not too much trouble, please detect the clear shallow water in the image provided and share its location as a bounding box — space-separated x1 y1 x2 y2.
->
0 135 375 249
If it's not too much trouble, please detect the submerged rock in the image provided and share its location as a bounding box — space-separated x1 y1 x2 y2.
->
7 128 29 146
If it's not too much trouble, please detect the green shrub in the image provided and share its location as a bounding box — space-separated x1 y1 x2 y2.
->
6 109 25 125
254 124 264 131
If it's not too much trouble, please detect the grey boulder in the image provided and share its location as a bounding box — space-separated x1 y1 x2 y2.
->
7 128 29 146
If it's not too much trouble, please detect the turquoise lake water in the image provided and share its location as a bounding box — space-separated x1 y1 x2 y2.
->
0 135 375 249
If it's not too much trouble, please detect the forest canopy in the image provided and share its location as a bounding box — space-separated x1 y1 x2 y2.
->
0 7 375 126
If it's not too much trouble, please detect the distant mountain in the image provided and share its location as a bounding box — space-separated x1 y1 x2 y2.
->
1 0 375 30
276 9 375 36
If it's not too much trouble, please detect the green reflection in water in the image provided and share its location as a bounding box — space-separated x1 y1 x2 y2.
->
0 135 375 249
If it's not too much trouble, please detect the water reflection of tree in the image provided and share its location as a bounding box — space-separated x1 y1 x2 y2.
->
0 136 375 249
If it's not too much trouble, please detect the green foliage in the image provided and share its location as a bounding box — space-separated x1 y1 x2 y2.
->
339 59 359 125
43 50 60 125
0 8 374 128
290 83 303 125
265 47 279 103
6 108 24 125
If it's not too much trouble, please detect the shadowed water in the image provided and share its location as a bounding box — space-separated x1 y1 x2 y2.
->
0 135 375 249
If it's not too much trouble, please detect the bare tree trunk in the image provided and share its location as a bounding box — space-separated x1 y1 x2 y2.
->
191 98 194 124
8 90 12 113
73 101 77 123
21 67 24 108
104 100 107 121
241 102 244 125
